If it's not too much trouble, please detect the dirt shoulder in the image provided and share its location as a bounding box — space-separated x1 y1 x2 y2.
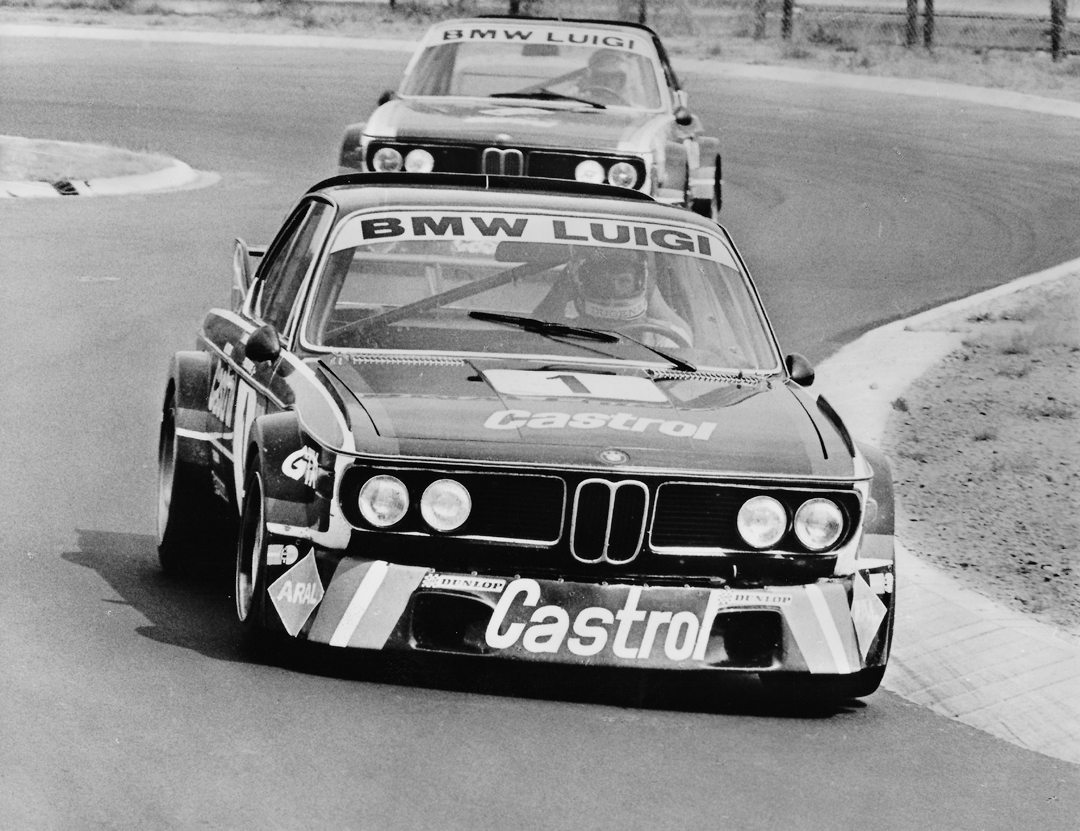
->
884 274 1080 633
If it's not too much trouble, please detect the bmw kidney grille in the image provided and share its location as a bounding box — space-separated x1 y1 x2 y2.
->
571 479 649 564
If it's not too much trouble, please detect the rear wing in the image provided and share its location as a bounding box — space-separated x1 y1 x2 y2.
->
232 238 265 311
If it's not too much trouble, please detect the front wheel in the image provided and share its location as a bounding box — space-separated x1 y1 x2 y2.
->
235 463 272 656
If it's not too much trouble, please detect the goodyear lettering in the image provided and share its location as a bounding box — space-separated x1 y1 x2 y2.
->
485 579 719 661
208 363 237 428
282 446 319 489
484 409 717 441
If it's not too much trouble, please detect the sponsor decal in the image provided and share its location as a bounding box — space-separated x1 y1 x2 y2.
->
281 446 319 489
850 572 888 660
267 543 302 567
486 579 728 661
208 362 237 428
332 211 731 266
723 591 793 606
484 409 717 441
437 25 640 52
483 369 667 403
268 552 325 637
421 573 508 593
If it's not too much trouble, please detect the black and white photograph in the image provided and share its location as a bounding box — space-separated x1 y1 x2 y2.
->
1 1 1077 827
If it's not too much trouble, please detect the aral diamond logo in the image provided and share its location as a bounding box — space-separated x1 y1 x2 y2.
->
851 571 888 660
268 551 325 637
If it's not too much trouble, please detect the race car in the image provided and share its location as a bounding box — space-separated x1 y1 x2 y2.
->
338 16 722 220
157 172 894 702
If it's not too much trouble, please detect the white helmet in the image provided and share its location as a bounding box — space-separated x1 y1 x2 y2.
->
570 247 648 322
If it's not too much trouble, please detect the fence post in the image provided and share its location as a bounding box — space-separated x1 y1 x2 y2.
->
1051 0 1067 61
754 0 767 40
782 0 794 40
906 0 919 46
923 0 935 48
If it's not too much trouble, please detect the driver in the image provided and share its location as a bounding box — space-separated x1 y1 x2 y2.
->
575 49 639 105
558 247 692 348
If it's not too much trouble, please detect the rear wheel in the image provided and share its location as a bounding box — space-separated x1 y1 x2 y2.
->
157 390 227 575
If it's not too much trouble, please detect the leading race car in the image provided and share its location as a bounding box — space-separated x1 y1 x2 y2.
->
157 172 894 702
338 16 722 219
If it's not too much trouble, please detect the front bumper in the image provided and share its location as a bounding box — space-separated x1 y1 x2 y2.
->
261 546 894 675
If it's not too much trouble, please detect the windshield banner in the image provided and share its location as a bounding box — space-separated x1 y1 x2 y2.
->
332 210 735 267
429 24 645 54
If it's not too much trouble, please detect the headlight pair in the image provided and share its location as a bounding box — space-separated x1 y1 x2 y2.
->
736 495 844 552
574 159 639 189
371 147 435 173
357 475 471 532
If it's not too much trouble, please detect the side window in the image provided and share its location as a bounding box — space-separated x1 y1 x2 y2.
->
254 201 334 334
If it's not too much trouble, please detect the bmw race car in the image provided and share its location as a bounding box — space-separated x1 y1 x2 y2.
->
157 172 894 702
338 17 722 219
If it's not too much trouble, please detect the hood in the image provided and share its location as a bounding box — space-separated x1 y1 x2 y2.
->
315 358 856 479
364 98 664 154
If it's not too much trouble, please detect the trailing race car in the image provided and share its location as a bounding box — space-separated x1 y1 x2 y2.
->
338 16 722 219
157 172 894 702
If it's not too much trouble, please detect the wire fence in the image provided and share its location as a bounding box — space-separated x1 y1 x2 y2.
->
413 1 1076 59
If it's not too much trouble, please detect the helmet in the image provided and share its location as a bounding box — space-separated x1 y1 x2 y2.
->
586 50 630 90
570 247 648 322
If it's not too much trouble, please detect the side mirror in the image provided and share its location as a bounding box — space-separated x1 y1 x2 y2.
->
785 353 815 387
674 106 693 127
377 90 395 106
245 323 281 364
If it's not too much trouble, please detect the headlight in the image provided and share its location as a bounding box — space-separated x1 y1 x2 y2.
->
793 498 844 551
574 159 606 184
358 475 409 527
607 161 638 188
372 147 403 172
404 148 435 172
420 479 472 532
736 495 787 550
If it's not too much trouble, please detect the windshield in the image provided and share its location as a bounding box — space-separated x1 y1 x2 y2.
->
304 208 779 373
399 24 664 110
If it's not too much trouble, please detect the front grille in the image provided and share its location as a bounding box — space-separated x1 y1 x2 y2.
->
482 147 524 175
571 479 649 564
651 483 861 553
340 466 564 543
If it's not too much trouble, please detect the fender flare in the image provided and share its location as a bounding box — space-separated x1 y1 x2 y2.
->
166 351 213 467
248 411 320 528
339 122 367 172
857 442 896 537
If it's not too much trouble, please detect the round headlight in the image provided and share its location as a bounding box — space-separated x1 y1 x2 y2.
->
420 479 472 532
358 475 409 527
736 495 787 550
607 161 638 189
574 159 606 184
793 498 844 551
404 148 435 172
372 147 403 172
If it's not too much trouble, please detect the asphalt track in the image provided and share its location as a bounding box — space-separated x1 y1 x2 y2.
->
1 27 1079 830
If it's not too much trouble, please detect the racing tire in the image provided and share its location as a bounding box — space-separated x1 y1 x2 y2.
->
157 389 231 575
235 462 275 659
760 666 887 707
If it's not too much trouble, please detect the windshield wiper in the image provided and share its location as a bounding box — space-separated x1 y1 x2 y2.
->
469 311 618 342
489 89 605 109
468 312 696 372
